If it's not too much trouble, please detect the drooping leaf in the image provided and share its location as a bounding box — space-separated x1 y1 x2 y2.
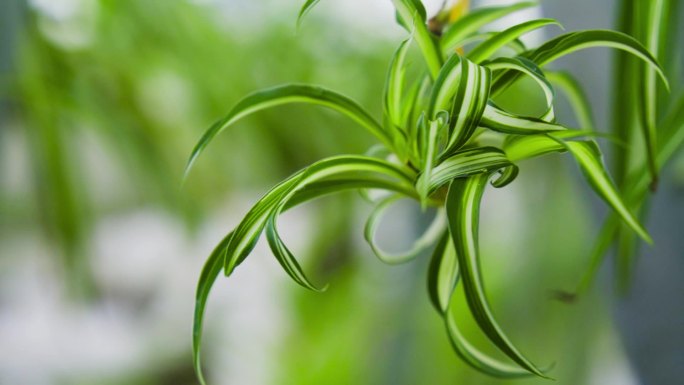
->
468 18 562 64
223 155 416 274
485 57 555 122
493 29 669 94
441 2 538 53
427 231 458 314
444 301 546 378
555 139 652 243
365 196 446 264
193 231 234 385
193 173 419 385
296 0 322 30
446 174 550 378
545 71 595 130
185 85 393 177
420 147 517 194
265 215 328 291
480 104 565 134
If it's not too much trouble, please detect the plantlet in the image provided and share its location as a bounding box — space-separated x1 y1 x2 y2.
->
185 1 670 383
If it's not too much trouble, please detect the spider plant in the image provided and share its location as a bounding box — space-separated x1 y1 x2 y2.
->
186 1 668 382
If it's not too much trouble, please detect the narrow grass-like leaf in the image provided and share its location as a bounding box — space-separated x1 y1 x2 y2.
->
427 231 458 314
193 231 234 385
265 215 327 291
493 30 669 94
429 54 463 116
185 85 393 177
194 174 418 385
422 147 516 194
417 114 446 202
365 196 446 264
296 0 322 30
485 57 555 122
556 139 652 243
224 156 416 274
441 2 537 53
457 32 528 55
480 104 565 134
444 58 491 154
546 71 595 130
639 0 669 188
385 37 413 129
444 303 544 378
468 18 562 64
446 174 550 378
392 0 443 78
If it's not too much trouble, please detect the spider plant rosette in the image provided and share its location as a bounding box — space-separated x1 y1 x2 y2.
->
185 1 668 383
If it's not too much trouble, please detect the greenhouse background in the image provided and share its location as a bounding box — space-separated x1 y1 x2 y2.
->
0 0 682 384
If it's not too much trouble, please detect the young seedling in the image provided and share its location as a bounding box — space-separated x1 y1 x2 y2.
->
185 1 667 383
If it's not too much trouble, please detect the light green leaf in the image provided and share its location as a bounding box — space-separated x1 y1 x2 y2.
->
365 196 446 264
392 0 443 78
420 147 517 194
444 301 546 378
265 215 327 291
545 71 595 130
385 37 413 129
427 231 458 314
185 84 392 178
429 54 463 116
557 139 652 243
441 2 538 53
296 0 322 30
480 104 565 134
193 231 234 385
468 18 562 64
485 57 555 122
494 30 669 94
446 174 550 379
444 57 491 154
223 155 415 274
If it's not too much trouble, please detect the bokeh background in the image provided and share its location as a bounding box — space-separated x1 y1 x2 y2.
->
0 0 682 384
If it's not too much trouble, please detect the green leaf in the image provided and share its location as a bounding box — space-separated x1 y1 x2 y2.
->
420 147 517 195
416 112 448 202
545 71 595 130
185 84 393 178
452 32 527 56
265 215 328 291
485 57 555 122
441 2 538 53
444 302 546 378
444 57 491 154
468 18 562 64
494 30 669 94
429 54 464 116
392 0 443 78
385 37 413 130
222 155 416 274
556 139 652 243
193 173 418 385
427 231 458 314
446 174 550 379
193 231 234 385
365 196 446 264
480 104 566 134
296 0 322 29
